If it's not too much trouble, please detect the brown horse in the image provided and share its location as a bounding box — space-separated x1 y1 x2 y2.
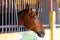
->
18 4 45 37
0 3 45 37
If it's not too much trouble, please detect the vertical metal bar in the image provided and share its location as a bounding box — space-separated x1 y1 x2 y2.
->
4 0 7 25
2 0 4 25
9 27 10 32
13 0 16 25
31 0 32 8
12 0 13 25
8 0 10 25
24 0 25 9
20 0 21 11
19 0 21 11
6 27 7 33
21 0 24 10
4 0 5 25
21 0 22 10
21 26 22 31
2 27 4 33
13 0 18 25
13 0 14 25
30 0 31 4
6 0 7 25
13 27 15 32
11 0 13 25
29 0 30 4
17 27 18 32
15 0 18 25
15 27 16 32
31 0 33 8
18 27 20 32
11 26 13 32
20 27 21 31
20 0 21 10
23 0 24 9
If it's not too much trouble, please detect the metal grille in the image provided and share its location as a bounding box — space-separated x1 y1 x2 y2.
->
0 0 29 33
1 0 59 33
1 0 18 25
0 0 38 33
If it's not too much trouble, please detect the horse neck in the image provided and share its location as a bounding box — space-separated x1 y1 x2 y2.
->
18 10 28 25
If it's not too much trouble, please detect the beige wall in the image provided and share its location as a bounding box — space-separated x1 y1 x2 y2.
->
0 33 19 40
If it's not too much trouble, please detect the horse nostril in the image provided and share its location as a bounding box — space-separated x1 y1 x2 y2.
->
36 30 45 37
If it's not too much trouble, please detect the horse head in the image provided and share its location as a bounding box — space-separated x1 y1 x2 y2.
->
18 4 45 37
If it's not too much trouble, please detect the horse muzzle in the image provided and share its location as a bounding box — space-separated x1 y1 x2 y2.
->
36 30 45 37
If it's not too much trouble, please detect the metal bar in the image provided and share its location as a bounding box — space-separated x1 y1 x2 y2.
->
21 0 24 10
2 27 4 33
24 0 26 9
5 0 7 25
4 0 5 25
43 24 60 27
11 0 13 25
29 0 30 4
4 0 6 25
0 25 18 27
20 0 22 10
16 0 17 11
13 0 18 25
12 27 13 32
0 24 60 28
21 0 22 10
19 0 21 10
17 27 18 32
8 0 11 25
24 0 25 9
13 0 16 25
9 27 10 32
12 0 13 26
15 27 16 32
15 1 18 25
2 0 4 25
5 27 7 33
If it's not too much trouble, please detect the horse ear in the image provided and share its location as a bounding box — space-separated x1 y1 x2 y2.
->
25 3 29 10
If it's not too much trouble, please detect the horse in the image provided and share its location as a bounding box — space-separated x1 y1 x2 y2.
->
18 4 45 37
0 3 45 37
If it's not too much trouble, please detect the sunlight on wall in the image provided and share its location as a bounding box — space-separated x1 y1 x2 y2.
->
0 33 19 40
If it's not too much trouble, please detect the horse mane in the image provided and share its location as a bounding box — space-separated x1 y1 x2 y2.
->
17 8 29 20
18 9 28 15
17 3 30 15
